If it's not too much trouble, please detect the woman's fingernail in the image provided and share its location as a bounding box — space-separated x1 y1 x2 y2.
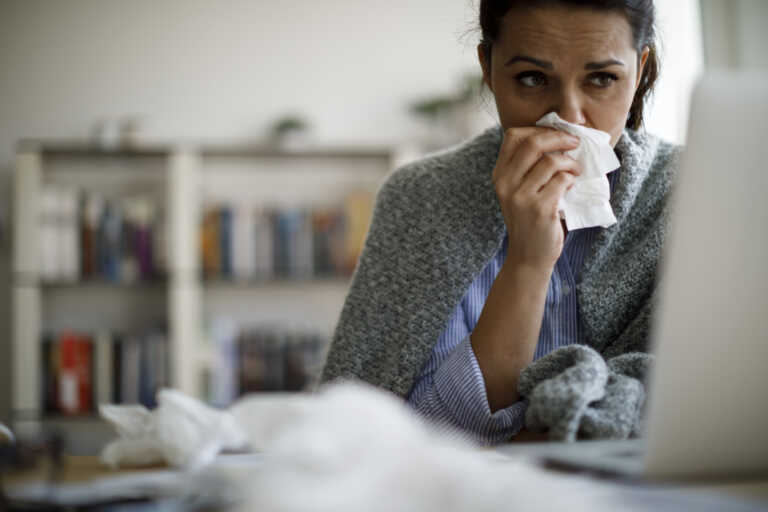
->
567 135 580 144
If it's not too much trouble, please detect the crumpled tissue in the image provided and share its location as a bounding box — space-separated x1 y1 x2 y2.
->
535 112 621 230
100 388 250 470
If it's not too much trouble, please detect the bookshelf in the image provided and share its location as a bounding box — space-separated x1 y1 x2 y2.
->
11 140 401 437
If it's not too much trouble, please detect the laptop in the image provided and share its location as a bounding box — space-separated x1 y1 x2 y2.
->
497 71 768 481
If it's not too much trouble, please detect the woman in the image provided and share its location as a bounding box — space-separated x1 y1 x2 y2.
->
321 0 680 444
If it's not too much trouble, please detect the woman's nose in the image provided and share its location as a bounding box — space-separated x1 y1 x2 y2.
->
554 90 587 126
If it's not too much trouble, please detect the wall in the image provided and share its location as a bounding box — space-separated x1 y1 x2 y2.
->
700 0 768 70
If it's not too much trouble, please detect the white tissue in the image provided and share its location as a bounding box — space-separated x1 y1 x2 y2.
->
100 389 249 470
230 383 622 512
535 112 620 230
99 383 637 511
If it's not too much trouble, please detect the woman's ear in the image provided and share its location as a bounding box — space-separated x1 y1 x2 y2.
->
635 46 650 89
477 43 493 93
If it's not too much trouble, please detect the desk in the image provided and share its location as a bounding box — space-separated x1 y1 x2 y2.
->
2 454 252 509
4 455 165 486
4 453 768 511
496 440 768 507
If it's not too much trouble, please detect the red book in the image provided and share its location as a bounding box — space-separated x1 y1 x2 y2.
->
57 332 92 414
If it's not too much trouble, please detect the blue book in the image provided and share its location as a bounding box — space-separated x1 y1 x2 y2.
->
220 207 233 279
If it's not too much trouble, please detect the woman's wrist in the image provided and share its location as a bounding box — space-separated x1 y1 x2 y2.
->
499 256 554 288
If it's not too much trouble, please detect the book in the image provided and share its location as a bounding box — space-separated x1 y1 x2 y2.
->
56 332 92 415
210 318 239 407
94 329 114 407
343 190 374 275
312 208 346 276
80 193 104 279
99 201 123 282
237 326 329 395
39 185 60 281
201 206 221 279
219 206 233 279
232 204 256 281
59 187 80 282
253 207 274 279
120 336 141 404
41 333 58 414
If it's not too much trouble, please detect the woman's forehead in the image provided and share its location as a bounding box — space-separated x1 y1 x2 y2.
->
495 7 636 60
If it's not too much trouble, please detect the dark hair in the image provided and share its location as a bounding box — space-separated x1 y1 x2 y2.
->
479 0 659 130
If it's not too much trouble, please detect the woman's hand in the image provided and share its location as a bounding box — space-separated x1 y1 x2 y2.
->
492 127 582 273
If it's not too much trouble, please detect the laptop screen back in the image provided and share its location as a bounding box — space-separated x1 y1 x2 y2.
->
643 71 768 479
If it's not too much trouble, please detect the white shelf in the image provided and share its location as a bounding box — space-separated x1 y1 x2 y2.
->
12 140 396 431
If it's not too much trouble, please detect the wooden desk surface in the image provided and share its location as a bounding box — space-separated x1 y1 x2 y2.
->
4 455 168 486
4 454 768 507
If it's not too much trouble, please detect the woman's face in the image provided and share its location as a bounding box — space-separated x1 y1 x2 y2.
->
478 6 649 147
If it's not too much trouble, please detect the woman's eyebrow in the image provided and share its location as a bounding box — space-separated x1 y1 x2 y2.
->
504 55 553 69
504 55 625 70
584 59 625 70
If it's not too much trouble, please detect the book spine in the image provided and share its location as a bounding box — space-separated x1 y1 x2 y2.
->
232 204 256 281
61 187 80 282
121 337 140 404
254 208 274 280
57 332 79 414
220 206 233 279
78 334 92 413
94 329 113 407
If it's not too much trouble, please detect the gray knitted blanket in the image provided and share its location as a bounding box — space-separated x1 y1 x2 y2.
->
518 346 653 441
321 124 681 442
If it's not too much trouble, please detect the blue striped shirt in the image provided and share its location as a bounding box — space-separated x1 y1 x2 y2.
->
406 169 620 444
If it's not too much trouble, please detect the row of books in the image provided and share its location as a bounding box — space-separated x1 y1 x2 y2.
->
208 323 329 406
41 329 168 414
39 185 166 283
200 191 374 281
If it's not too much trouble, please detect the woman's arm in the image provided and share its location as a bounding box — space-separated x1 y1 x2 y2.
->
470 261 551 412
407 295 529 445
472 127 582 412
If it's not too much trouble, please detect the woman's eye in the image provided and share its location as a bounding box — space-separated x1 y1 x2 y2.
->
587 72 619 88
515 71 547 88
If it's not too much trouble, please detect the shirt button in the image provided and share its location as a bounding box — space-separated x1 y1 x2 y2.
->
562 285 571 296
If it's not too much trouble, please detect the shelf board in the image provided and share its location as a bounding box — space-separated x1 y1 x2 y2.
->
18 139 395 161
202 276 351 288
41 413 102 422
18 139 173 158
39 279 168 290
201 145 393 160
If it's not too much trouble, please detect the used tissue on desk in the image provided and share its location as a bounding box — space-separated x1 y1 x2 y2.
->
100 389 249 470
535 112 620 230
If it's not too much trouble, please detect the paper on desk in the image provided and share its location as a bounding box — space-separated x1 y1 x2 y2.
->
100 389 249 470
535 112 620 230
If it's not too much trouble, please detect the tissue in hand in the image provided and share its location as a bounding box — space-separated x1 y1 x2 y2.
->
535 112 620 230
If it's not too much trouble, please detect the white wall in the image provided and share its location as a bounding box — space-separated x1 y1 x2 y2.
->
645 0 704 144
700 0 768 70
0 0 483 156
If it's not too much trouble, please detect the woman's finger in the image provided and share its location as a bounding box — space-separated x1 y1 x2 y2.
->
538 170 576 210
495 129 580 191
518 152 582 196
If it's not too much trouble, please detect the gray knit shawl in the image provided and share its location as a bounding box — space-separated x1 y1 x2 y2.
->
321 125 681 399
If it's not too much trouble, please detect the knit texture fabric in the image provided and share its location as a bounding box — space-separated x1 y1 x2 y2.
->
320 124 681 438
517 346 653 441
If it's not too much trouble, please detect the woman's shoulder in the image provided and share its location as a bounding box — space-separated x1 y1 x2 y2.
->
618 128 684 183
379 125 503 200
